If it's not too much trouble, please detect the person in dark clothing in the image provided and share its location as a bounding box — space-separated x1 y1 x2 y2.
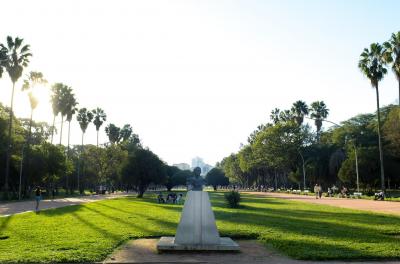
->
35 187 42 212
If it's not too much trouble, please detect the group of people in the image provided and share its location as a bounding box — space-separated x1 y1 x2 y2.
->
157 192 184 204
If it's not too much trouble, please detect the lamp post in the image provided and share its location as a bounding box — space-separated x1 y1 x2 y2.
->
297 150 306 190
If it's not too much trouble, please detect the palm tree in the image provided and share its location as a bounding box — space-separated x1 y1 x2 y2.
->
358 42 387 195
383 31 400 106
270 108 281 124
0 36 32 195
58 85 73 145
76 108 93 193
50 83 63 144
22 71 47 139
92 108 107 147
105 123 121 144
65 93 78 155
291 100 309 126
19 72 46 198
310 101 329 139
65 92 78 193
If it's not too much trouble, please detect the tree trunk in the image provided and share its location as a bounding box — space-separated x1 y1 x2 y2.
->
137 185 146 198
4 82 16 198
66 121 71 194
375 84 385 195
78 132 84 194
398 80 400 107
59 115 64 145
51 115 56 144
97 129 99 147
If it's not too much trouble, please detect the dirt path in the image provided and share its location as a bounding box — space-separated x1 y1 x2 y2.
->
104 239 399 264
244 192 400 216
0 193 132 216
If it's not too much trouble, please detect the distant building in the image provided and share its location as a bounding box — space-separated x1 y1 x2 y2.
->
173 163 191 171
191 157 205 169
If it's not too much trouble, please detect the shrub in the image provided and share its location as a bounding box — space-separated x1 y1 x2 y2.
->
224 191 241 208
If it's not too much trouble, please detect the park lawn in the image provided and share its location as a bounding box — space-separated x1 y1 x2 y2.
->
0 193 399 262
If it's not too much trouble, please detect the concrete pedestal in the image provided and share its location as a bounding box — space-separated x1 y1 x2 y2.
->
157 191 239 251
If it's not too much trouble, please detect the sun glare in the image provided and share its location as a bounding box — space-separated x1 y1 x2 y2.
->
15 84 52 123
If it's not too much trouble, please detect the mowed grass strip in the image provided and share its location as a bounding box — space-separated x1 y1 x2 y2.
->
0 192 399 262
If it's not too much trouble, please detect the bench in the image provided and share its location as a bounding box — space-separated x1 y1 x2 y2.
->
352 192 362 198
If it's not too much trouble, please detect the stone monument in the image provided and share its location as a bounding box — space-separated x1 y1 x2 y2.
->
157 167 239 251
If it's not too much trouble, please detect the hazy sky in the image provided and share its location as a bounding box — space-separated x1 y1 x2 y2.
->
0 0 399 166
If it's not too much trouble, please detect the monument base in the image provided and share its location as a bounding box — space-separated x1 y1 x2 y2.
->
157 236 240 252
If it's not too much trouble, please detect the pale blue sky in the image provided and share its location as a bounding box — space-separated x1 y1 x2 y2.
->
0 0 399 165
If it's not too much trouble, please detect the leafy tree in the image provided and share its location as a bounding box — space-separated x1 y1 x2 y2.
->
383 106 400 158
291 100 309 126
76 108 93 193
92 108 107 147
122 148 166 197
0 36 32 196
27 142 67 195
164 165 182 191
358 42 387 193
383 31 400 106
338 147 380 190
83 144 128 190
205 168 229 190
310 101 329 139
221 154 246 185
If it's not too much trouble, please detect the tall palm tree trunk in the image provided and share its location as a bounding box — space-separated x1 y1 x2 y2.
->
4 82 16 197
23 108 34 197
51 115 56 144
96 130 99 147
66 121 71 194
375 84 385 194
398 80 400 106
59 116 64 145
78 132 84 194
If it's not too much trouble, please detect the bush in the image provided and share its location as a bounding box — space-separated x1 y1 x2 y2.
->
224 191 241 208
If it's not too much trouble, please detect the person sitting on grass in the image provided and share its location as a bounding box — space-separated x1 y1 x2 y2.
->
157 193 165 203
176 193 184 204
35 186 42 212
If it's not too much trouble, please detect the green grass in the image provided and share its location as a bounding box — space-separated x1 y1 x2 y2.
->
0 192 400 262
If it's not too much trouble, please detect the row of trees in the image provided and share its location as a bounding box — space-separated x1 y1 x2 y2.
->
218 31 400 196
219 100 400 194
0 35 172 199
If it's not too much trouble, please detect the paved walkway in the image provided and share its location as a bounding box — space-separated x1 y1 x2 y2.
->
0 193 131 217
104 239 399 264
244 192 400 216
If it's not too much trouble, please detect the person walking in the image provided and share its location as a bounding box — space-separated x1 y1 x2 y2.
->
314 184 319 199
35 187 42 212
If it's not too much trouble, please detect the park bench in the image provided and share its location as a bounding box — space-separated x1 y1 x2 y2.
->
303 190 310 195
352 192 362 198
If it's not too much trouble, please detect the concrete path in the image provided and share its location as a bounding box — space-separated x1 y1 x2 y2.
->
104 239 399 264
0 193 131 217
244 192 400 216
